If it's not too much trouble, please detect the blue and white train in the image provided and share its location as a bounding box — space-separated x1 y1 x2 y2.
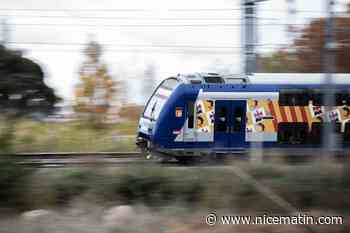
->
136 73 350 161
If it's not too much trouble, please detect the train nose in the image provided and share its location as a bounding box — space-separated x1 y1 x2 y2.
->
135 136 147 149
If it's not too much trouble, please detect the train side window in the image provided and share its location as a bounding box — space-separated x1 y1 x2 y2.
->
336 90 350 105
233 106 244 131
309 122 322 144
279 89 309 106
278 122 308 144
311 89 324 106
278 123 292 143
311 90 350 106
344 122 350 142
187 101 194 129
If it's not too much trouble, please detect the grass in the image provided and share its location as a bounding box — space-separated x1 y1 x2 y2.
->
0 159 350 217
8 119 138 153
4 162 349 211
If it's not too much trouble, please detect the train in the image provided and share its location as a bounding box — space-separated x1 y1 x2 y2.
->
136 72 350 161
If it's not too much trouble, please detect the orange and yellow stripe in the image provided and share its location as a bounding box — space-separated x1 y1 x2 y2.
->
267 101 313 129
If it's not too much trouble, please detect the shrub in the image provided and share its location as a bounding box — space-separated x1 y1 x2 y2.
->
49 170 94 205
0 157 33 209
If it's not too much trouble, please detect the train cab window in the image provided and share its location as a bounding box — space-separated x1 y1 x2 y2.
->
161 78 179 90
187 102 194 129
279 89 309 106
233 107 244 132
215 106 227 132
143 78 179 120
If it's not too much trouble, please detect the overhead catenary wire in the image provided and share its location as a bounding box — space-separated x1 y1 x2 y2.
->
2 6 330 54
7 42 290 54
6 41 291 48
12 48 244 54
8 48 299 55
0 14 327 23
0 8 243 12
0 15 279 21
7 23 311 28
0 8 331 13
0 15 242 21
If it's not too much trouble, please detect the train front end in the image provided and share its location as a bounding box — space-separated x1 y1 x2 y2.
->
136 77 181 155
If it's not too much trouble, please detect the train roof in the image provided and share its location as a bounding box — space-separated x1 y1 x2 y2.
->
176 73 350 85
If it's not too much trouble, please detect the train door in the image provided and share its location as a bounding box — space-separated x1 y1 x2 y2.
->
214 101 231 147
231 101 246 147
214 100 246 148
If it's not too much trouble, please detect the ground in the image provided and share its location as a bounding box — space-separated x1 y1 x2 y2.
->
0 160 349 232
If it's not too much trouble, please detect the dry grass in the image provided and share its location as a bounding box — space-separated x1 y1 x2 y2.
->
8 119 138 153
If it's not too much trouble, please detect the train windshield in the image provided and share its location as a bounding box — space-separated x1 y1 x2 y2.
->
143 78 179 120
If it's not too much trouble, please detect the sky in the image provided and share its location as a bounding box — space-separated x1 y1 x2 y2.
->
1 0 350 104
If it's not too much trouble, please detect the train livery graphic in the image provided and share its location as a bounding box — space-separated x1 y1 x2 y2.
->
246 99 350 134
136 73 350 160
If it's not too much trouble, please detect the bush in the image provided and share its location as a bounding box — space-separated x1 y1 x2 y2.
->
2 162 348 212
111 174 204 206
49 170 94 205
0 157 33 209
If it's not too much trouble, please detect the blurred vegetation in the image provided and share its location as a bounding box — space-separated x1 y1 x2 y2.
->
74 39 124 127
0 157 33 209
1 161 349 214
258 4 350 73
118 105 143 122
0 45 60 154
258 51 301 73
2 119 138 153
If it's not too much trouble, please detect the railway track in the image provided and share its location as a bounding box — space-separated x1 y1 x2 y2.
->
8 152 145 167
4 148 350 167
12 151 142 158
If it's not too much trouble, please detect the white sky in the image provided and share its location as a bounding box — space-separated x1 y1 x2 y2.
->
1 0 350 104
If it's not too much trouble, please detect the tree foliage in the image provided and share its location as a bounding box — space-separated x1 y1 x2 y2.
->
0 45 59 115
294 16 350 73
0 45 60 153
259 5 350 73
257 51 301 73
75 40 118 124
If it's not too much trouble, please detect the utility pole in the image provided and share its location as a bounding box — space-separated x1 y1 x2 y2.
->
242 0 258 74
286 0 297 43
242 0 267 163
323 0 336 155
242 0 268 74
1 19 9 46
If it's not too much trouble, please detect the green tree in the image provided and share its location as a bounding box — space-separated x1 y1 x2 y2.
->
75 39 118 126
0 45 60 153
